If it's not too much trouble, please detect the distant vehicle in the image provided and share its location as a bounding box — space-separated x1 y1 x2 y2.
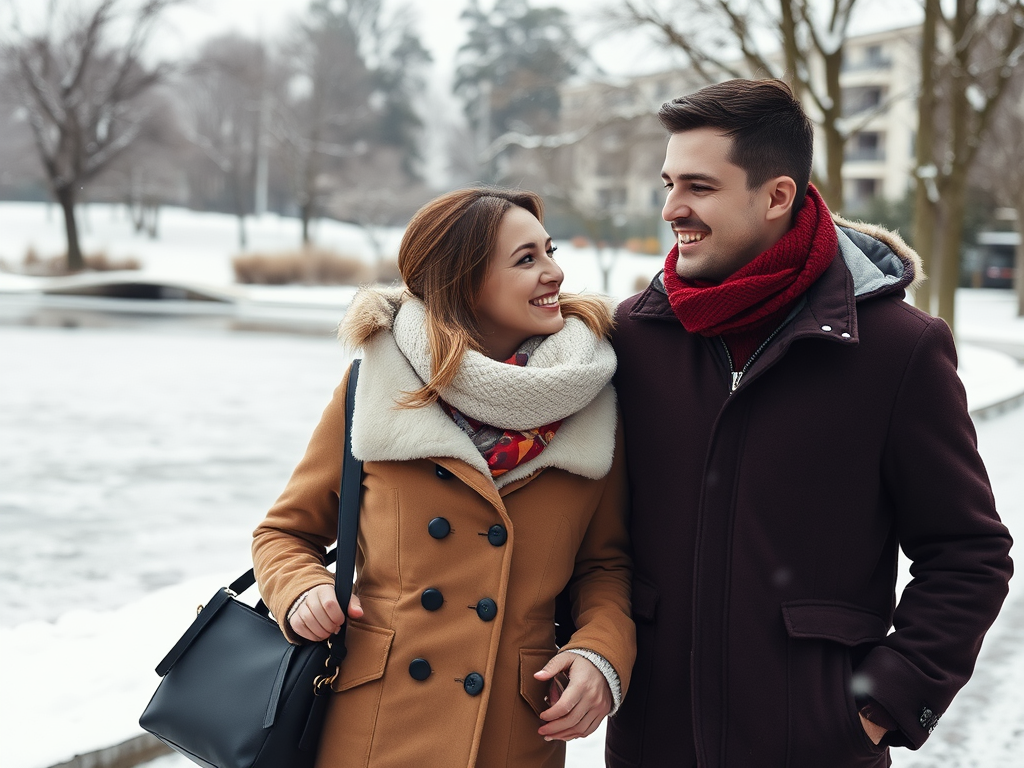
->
976 231 1019 289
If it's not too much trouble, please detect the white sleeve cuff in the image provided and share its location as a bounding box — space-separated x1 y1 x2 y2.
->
285 588 315 621
563 648 623 716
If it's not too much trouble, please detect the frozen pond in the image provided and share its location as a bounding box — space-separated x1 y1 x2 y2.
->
0 323 352 627
4 317 1024 768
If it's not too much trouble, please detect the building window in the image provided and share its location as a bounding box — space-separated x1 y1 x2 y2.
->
842 44 892 71
842 86 884 116
845 132 885 162
851 178 879 206
598 187 627 211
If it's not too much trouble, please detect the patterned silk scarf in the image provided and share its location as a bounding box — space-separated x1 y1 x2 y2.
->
442 338 563 478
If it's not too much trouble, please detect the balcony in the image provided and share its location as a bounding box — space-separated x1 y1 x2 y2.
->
841 57 893 73
844 147 887 162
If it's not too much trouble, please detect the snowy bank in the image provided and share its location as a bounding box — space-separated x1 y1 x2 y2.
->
0 573 232 768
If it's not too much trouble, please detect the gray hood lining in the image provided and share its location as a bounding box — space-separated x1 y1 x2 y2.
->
836 226 905 297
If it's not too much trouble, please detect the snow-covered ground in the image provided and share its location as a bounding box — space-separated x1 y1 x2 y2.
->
0 201 662 298
1 202 1024 768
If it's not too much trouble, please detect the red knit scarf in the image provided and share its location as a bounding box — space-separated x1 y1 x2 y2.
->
663 184 837 369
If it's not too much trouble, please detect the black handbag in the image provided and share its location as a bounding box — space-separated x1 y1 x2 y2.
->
140 360 364 768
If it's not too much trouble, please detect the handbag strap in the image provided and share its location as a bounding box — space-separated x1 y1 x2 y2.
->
333 358 362 623
226 360 362 606
313 360 362 688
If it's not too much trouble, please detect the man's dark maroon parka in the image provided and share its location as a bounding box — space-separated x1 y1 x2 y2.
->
606 218 1013 768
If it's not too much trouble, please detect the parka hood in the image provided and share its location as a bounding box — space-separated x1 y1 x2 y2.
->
831 214 925 299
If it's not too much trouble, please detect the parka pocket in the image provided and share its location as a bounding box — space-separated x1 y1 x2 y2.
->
781 601 889 766
330 620 395 692
520 648 555 717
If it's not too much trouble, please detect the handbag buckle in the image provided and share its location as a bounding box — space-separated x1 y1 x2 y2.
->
313 667 340 695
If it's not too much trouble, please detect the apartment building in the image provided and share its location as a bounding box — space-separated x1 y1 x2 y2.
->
555 24 923 227
837 25 920 211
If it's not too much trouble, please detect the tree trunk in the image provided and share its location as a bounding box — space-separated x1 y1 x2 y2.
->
820 50 845 212
56 186 85 273
779 0 801 100
934 0 973 332
237 212 248 250
301 201 312 246
936 175 968 331
1017 200 1024 317
912 0 940 312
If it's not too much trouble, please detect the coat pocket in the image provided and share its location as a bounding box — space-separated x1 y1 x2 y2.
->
781 600 889 766
331 620 395 692
782 600 889 646
520 648 555 717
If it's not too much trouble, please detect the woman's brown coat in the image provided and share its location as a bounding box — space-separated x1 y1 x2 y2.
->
252 291 634 768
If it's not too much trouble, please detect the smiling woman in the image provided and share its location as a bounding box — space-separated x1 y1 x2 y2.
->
249 187 635 768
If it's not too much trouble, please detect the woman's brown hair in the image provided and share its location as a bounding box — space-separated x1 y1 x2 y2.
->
398 186 612 407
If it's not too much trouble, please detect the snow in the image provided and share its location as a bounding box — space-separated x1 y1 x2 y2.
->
0 202 661 300
966 83 988 113
1 203 1023 768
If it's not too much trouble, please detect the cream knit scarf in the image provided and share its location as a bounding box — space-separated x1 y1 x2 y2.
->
392 297 616 430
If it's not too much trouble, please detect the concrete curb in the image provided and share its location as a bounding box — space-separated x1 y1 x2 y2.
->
971 388 1024 421
47 735 170 768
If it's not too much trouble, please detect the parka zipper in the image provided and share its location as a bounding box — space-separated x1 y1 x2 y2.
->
719 320 789 394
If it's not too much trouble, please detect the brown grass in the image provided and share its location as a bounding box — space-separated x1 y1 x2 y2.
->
232 248 403 286
626 236 663 255
634 274 655 293
20 247 141 275
374 259 403 285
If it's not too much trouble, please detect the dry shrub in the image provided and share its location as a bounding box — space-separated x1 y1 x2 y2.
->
570 235 590 249
374 259 403 285
626 236 663 255
232 247 373 285
634 274 655 293
21 247 140 275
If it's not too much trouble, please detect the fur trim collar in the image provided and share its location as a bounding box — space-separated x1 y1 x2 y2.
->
340 287 618 488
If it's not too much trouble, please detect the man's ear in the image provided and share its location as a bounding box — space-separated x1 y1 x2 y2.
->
764 177 798 222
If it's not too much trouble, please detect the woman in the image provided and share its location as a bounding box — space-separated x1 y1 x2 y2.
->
252 187 634 768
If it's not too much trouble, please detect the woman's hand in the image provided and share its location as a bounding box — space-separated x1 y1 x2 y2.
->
288 584 363 642
534 653 612 741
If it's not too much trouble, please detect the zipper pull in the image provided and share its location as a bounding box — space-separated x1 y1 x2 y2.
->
731 371 744 392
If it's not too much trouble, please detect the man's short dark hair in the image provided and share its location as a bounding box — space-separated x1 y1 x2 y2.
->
658 79 814 212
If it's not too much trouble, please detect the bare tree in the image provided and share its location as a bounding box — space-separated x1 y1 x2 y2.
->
278 0 376 246
972 59 1024 316
484 84 667 292
1 0 180 271
179 34 275 249
912 0 1024 327
609 0 902 212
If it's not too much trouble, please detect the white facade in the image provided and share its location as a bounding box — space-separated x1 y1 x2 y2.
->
834 25 921 211
556 24 924 222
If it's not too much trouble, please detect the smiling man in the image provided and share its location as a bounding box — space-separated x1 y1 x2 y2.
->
606 79 1012 767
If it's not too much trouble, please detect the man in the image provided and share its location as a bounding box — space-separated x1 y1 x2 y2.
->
606 78 1012 767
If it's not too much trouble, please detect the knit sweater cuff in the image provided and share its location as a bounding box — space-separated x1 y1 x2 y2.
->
286 588 316 621
563 648 623 716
